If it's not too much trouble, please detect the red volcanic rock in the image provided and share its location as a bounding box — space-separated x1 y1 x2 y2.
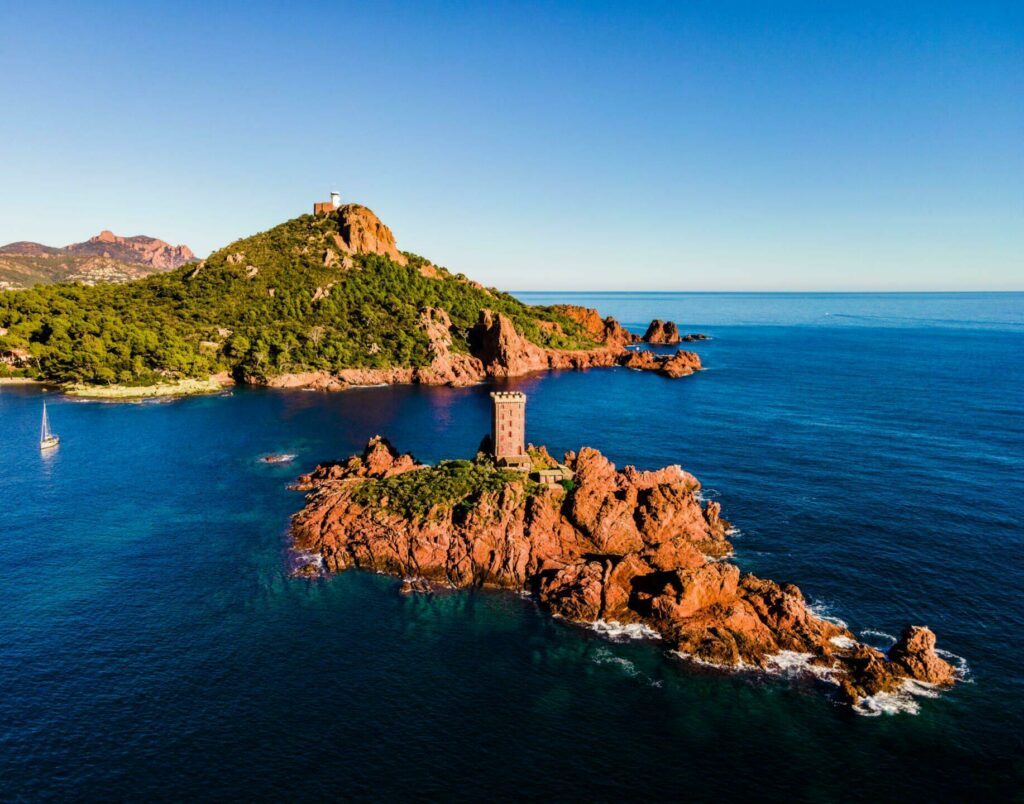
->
331 204 409 266
658 349 701 378
650 563 741 621
553 305 639 348
258 306 701 392
617 348 702 377
469 310 550 378
889 625 956 685
293 436 424 489
65 231 195 269
414 307 485 386
291 438 959 708
643 319 681 344
538 561 606 621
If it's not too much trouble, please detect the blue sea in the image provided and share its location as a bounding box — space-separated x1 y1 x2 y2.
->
1 292 1022 800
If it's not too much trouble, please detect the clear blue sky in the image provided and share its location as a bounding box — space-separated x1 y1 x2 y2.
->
1 1 1021 290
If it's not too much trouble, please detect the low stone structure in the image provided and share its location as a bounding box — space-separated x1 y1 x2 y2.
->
536 465 573 485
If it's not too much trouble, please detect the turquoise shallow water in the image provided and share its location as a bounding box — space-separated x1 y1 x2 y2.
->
1 293 1022 800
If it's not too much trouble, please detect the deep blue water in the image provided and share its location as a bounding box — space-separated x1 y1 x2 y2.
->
2 293 1022 800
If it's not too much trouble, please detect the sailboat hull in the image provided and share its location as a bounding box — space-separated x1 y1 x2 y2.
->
40 436 60 450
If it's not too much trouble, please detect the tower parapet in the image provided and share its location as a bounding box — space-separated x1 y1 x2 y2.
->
490 391 530 470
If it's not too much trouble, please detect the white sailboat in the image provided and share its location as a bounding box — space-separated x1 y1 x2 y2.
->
40 401 60 450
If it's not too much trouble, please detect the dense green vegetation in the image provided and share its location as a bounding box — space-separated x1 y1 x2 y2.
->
0 213 595 385
352 459 536 520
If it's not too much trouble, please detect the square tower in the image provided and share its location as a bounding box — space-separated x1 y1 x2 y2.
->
490 391 529 470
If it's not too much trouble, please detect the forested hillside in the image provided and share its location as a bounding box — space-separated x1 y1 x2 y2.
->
0 210 595 385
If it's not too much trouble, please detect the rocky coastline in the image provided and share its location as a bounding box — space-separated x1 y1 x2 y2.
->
291 437 958 710
256 306 702 392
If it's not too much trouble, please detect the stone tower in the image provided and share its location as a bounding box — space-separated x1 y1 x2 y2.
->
490 391 530 470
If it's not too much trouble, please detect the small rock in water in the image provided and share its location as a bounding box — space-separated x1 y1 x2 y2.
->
399 578 434 595
261 453 296 464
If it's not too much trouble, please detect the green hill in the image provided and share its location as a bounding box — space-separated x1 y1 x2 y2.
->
0 207 596 386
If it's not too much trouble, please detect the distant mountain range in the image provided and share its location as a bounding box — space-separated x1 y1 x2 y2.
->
0 231 195 289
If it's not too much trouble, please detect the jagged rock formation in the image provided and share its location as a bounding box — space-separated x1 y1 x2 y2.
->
0 202 704 387
263 308 703 390
329 204 408 266
553 305 639 348
0 231 194 289
643 319 681 344
63 230 194 269
292 438 958 709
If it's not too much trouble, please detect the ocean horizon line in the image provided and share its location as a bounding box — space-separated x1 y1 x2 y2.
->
512 289 1024 295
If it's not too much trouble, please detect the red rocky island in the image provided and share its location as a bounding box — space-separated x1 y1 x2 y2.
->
291 393 957 709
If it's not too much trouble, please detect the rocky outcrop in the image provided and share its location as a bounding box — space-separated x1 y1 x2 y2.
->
553 305 638 348
414 307 485 386
330 204 409 266
292 439 958 709
258 308 703 392
0 232 195 288
889 625 956 685
64 231 195 269
643 319 681 344
469 310 701 380
618 347 701 378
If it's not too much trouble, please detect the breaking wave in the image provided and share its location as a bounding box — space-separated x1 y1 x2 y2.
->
591 619 661 641
591 647 663 687
860 629 897 645
765 650 838 682
807 600 848 630
287 548 324 577
936 648 973 682
853 679 940 717
671 649 752 672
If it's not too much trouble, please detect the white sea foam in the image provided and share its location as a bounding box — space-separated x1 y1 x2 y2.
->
591 619 661 641
829 635 857 649
807 601 848 630
860 628 897 645
592 647 641 677
764 650 839 682
671 650 751 672
260 453 297 464
767 650 814 673
853 678 943 717
854 691 921 717
591 647 663 687
288 548 324 576
936 648 973 681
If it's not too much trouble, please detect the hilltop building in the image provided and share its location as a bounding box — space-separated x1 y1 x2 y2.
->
313 191 342 215
490 391 530 471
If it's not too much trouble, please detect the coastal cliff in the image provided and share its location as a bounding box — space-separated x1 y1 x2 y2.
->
291 437 957 708
261 307 701 391
0 201 704 389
